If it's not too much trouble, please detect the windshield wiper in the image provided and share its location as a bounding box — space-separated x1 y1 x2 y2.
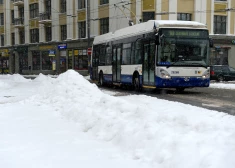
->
166 60 185 68
188 62 208 68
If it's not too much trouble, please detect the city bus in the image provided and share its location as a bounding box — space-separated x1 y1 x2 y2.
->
90 20 213 91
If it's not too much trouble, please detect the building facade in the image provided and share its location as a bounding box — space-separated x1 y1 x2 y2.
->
0 0 234 75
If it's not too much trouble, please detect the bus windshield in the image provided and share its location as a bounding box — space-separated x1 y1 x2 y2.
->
157 29 210 67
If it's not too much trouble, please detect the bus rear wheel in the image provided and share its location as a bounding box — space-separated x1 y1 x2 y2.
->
176 87 185 93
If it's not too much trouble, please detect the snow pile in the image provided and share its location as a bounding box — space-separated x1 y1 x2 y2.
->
210 83 235 90
20 70 235 168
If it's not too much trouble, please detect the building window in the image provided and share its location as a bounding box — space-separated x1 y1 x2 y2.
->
0 0 3 4
100 17 109 35
78 21 86 38
214 15 226 34
78 0 86 9
100 0 109 5
0 35 4 46
0 13 4 25
142 12 155 22
30 3 39 19
19 30 25 44
30 29 39 43
11 33 15 45
177 13 192 21
19 7 24 18
45 0 51 15
11 10 14 24
45 26 52 42
60 0 66 13
61 25 67 40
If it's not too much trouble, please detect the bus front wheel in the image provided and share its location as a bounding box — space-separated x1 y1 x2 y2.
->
99 73 104 86
133 75 141 91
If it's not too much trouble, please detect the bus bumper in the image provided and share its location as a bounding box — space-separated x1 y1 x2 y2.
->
155 77 210 88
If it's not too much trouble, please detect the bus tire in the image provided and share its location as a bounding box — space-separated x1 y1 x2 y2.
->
99 72 104 87
217 75 224 82
133 74 141 91
176 87 185 93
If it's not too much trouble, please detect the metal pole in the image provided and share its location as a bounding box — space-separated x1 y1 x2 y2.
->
87 0 91 47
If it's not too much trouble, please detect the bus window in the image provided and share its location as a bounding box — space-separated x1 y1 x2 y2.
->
106 46 112 65
99 46 106 66
122 43 131 65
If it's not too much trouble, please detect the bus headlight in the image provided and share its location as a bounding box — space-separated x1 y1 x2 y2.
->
160 69 171 79
202 70 210 79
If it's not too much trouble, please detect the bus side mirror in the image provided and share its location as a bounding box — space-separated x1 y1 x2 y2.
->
209 38 214 48
155 33 160 45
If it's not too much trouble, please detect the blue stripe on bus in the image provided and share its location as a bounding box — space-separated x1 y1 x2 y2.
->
103 74 143 85
155 76 210 88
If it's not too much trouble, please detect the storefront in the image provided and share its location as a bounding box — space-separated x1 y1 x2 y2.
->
67 40 89 76
28 44 57 75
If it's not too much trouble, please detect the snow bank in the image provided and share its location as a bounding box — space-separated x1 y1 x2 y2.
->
25 70 235 168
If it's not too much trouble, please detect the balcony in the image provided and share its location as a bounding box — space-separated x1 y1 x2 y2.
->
14 18 24 28
13 0 24 6
39 12 52 24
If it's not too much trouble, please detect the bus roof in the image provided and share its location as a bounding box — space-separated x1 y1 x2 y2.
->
93 20 207 45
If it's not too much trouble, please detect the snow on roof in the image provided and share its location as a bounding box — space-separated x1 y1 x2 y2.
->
93 20 207 45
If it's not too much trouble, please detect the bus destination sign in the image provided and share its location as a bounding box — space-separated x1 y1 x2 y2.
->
163 29 207 38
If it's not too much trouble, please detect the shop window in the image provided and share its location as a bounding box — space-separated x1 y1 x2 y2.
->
142 12 155 22
74 49 88 70
32 51 40 70
42 51 52 70
214 15 227 34
68 50 73 69
19 52 28 71
100 17 109 35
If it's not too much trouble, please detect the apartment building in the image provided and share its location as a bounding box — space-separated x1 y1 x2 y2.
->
0 0 234 75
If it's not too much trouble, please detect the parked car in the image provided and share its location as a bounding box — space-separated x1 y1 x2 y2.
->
210 65 235 81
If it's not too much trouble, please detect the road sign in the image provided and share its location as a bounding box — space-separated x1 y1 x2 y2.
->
87 48 92 55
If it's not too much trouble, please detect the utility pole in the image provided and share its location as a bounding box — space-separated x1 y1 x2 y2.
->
87 0 91 47
87 0 91 75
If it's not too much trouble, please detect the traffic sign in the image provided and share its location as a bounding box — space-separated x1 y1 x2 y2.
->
87 48 92 55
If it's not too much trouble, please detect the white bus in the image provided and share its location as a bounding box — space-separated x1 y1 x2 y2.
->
90 20 213 91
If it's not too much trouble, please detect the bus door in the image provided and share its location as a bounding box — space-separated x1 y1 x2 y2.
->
112 46 122 83
142 40 155 86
